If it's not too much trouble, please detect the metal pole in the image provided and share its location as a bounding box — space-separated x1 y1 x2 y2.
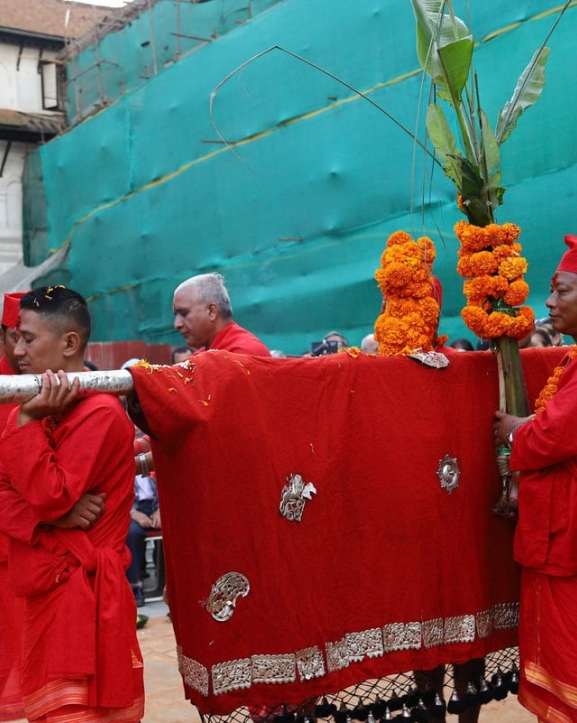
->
0 370 134 403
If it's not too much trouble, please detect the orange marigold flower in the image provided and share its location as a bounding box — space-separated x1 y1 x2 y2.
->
463 275 508 305
498 222 522 244
417 236 436 270
484 311 516 338
386 230 413 247
508 306 535 339
375 230 442 355
454 220 490 253
498 257 528 281
458 250 498 278
503 279 530 307
461 306 488 338
492 244 516 262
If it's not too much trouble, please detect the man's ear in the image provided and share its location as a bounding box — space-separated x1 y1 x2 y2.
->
206 302 218 320
62 331 82 357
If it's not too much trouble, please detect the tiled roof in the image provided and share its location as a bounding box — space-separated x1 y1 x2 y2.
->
0 0 110 40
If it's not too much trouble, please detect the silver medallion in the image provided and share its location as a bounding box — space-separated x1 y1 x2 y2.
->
205 572 250 622
279 473 317 522
408 351 450 368
437 454 460 494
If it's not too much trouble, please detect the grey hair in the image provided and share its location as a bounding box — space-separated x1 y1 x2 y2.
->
174 273 233 317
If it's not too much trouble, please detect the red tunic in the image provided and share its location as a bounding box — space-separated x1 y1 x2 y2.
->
0 393 144 723
208 321 271 356
510 352 577 721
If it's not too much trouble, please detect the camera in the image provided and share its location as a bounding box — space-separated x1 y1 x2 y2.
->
310 340 340 356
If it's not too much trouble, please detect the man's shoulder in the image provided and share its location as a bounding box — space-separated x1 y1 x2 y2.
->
214 322 271 356
69 392 131 426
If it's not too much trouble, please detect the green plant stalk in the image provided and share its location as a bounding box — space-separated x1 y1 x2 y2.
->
496 335 530 417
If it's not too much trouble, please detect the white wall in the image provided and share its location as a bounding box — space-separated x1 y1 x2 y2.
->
0 140 25 276
0 41 62 278
0 43 59 112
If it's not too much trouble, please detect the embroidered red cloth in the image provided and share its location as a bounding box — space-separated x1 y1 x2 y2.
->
130 346 564 715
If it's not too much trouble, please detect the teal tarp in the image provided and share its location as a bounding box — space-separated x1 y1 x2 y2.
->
23 0 577 353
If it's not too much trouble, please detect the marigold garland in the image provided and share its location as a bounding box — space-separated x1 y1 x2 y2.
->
374 231 444 356
455 220 534 340
533 346 577 414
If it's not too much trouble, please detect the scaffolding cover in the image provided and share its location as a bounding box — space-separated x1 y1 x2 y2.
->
22 0 577 352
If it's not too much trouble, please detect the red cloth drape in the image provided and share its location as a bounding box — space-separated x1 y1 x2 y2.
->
130 346 564 715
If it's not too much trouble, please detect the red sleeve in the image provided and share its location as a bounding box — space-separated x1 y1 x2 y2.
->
511 359 577 471
0 471 41 544
0 396 131 522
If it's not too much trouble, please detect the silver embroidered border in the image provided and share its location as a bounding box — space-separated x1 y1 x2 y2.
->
476 608 493 639
251 653 296 685
326 639 350 673
493 601 519 629
212 658 252 696
296 646 325 681
177 645 209 697
383 621 422 652
179 602 518 697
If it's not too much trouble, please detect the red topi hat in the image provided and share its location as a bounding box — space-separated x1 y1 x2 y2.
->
556 235 577 275
1 292 26 328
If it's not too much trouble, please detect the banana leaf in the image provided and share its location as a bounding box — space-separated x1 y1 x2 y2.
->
495 47 550 146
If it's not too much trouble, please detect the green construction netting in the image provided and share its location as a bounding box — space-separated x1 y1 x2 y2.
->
22 0 577 353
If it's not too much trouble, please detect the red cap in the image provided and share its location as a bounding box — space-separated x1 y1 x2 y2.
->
556 235 577 275
1 292 26 328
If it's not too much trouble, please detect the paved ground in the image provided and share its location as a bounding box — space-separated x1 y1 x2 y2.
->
138 600 536 723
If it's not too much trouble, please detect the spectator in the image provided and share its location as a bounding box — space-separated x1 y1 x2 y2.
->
530 325 553 348
0 286 144 722
127 430 161 607
360 333 379 354
172 346 194 363
449 337 475 352
534 316 564 347
310 331 349 356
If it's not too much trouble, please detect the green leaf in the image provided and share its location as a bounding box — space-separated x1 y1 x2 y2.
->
411 0 474 102
426 104 462 186
452 155 484 200
436 38 474 103
479 109 500 176
495 47 550 146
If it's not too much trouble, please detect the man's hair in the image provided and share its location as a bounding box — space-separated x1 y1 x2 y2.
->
171 345 193 363
20 285 91 349
174 273 233 318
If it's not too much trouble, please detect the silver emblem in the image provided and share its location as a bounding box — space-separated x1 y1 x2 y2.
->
437 454 460 494
279 473 317 522
206 572 250 622
408 351 450 368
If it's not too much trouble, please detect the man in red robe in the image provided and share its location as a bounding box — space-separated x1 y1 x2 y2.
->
0 286 144 723
494 234 577 723
173 272 270 356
